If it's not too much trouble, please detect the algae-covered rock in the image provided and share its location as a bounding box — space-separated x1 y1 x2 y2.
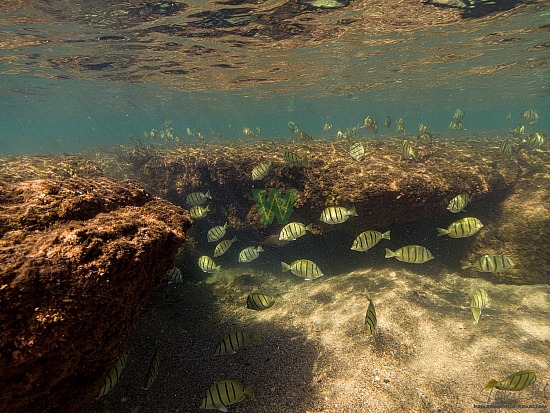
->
0 168 192 412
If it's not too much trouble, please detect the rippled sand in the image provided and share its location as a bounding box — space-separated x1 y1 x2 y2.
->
81 259 549 413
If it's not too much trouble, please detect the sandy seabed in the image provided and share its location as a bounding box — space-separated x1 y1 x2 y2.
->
81 259 549 413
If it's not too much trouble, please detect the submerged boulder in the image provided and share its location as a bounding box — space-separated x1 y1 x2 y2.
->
0 167 192 412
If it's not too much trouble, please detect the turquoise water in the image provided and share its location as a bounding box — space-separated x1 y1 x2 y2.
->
0 1 548 154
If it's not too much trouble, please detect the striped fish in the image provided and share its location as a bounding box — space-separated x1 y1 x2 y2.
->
349 141 366 161
166 266 183 283
453 108 465 120
214 237 237 257
521 132 545 150
401 140 418 161
500 140 513 159
200 380 255 412
460 254 514 273
384 116 392 129
520 108 538 125
251 161 272 181
297 130 313 142
190 205 209 219
198 255 221 273
246 293 282 311
351 230 390 252
214 330 262 355
447 193 472 213
484 370 536 392
186 190 211 207
319 206 358 225
385 245 434 264
283 151 307 166
96 349 129 399
418 123 428 133
417 131 433 145
509 124 525 138
143 347 160 390
364 291 377 336
437 217 483 238
279 222 313 241
238 246 263 263
281 259 323 280
470 288 488 323
448 120 465 131
208 223 228 243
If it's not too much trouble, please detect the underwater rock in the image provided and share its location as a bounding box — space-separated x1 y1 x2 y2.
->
0 175 192 412
464 151 550 284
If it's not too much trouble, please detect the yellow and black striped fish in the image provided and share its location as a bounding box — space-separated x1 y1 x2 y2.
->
500 140 513 159
351 230 390 252
364 291 377 336
201 380 255 411
384 116 392 129
198 255 221 273
214 330 262 355
509 123 525 138
349 141 366 161
208 223 228 243
401 140 418 161
320 206 358 225
283 151 307 166
453 108 465 121
238 246 263 263
281 259 323 280
279 222 313 241
186 190 211 207
297 130 313 143
460 254 514 273
520 108 538 125
448 120 465 130
190 205 209 219
521 132 545 150
166 266 183 283
252 161 271 181
246 293 283 311
484 370 536 392
470 288 488 323
143 346 160 390
96 349 129 399
214 237 237 257
417 131 433 145
418 123 428 133
385 245 434 264
447 193 472 213
437 217 483 238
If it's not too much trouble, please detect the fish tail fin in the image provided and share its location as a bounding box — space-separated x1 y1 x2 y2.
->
274 293 283 301
281 262 291 272
364 288 371 301
460 260 471 269
244 384 255 400
223 222 228 229
305 223 313 232
437 228 449 236
205 190 212 199
205 205 210 212
348 205 358 217
381 230 391 240
231 236 237 242
215 264 221 271
385 248 396 258
257 246 264 253
484 380 499 392
302 156 309 166
472 308 481 323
